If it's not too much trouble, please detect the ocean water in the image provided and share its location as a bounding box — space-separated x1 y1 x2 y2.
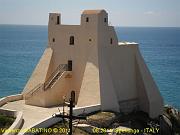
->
116 27 180 109
0 25 47 97
0 25 179 109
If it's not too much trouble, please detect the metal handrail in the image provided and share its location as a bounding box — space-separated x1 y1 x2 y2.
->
25 83 42 98
44 64 67 90
25 64 68 100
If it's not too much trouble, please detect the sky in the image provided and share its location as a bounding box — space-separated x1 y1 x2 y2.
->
0 0 180 27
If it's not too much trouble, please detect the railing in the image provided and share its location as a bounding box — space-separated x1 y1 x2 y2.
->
25 64 68 100
25 83 43 99
44 64 67 90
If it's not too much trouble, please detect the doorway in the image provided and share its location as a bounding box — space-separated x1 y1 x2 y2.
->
68 60 72 71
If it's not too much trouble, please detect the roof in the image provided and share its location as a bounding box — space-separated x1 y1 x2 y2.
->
82 10 107 15
118 42 138 46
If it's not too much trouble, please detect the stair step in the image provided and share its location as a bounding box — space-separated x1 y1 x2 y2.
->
26 64 68 99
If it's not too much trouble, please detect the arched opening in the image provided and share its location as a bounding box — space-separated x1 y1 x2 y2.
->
57 16 60 25
69 36 74 45
86 17 89 22
110 38 113 44
104 18 107 23
68 60 72 71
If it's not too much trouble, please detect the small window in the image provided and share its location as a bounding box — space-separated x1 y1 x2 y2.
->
68 60 72 71
86 17 89 22
110 38 113 44
89 39 92 42
57 16 60 24
52 38 55 42
70 36 74 45
104 18 107 22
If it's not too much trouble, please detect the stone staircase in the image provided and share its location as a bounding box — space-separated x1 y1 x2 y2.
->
24 64 68 100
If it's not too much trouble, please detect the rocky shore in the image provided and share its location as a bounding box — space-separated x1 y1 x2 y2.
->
162 105 180 135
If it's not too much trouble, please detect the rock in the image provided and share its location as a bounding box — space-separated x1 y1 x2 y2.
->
163 105 180 134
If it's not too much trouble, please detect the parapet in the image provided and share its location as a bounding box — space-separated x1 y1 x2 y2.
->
48 13 61 26
82 10 107 15
48 9 109 27
118 42 138 46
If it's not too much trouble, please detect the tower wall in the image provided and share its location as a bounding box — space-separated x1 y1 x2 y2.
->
23 10 163 118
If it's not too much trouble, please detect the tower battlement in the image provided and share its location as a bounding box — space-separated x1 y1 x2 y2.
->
48 10 108 27
23 9 163 119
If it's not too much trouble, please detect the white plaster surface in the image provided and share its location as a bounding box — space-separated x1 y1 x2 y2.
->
0 108 23 135
0 100 63 131
21 9 163 118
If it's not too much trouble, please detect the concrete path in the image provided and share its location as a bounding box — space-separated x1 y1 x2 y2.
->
0 100 66 133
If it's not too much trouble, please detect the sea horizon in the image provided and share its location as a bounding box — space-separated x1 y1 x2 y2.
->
0 24 180 28
0 24 179 109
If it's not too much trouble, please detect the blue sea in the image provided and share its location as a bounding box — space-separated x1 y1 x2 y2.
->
0 25 179 109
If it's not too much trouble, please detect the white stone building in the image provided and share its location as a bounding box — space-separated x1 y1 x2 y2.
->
22 10 163 118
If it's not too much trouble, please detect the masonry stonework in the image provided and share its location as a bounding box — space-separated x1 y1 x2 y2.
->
22 10 163 118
